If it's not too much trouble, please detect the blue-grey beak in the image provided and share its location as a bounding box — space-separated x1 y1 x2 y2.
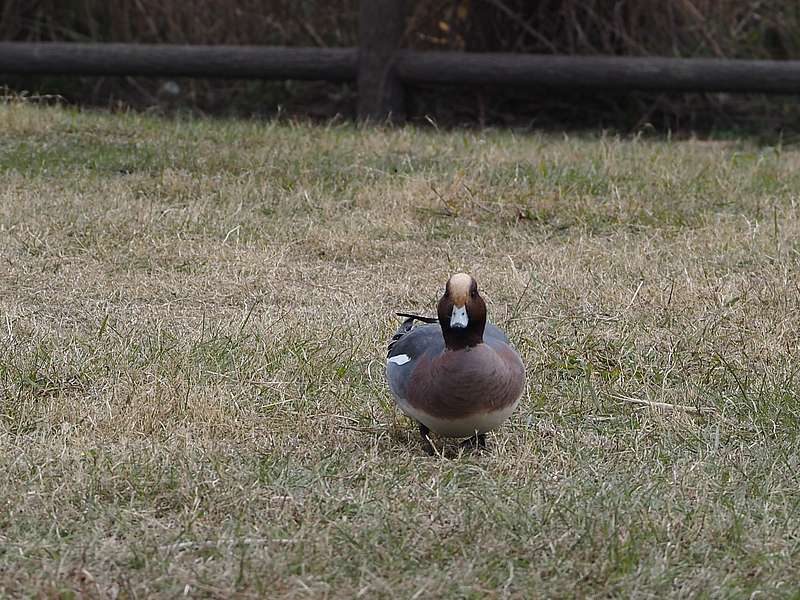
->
450 305 469 328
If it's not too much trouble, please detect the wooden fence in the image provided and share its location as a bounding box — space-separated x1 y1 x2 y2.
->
2 0 800 122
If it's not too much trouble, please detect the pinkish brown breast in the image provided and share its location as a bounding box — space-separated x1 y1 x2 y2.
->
406 343 525 420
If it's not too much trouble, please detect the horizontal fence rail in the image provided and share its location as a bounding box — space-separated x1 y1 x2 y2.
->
3 40 800 120
3 42 800 94
395 51 800 94
0 42 357 81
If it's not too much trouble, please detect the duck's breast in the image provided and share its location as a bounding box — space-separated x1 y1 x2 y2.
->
400 342 524 435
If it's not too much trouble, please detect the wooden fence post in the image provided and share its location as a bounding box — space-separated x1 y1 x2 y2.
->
357 0 406 123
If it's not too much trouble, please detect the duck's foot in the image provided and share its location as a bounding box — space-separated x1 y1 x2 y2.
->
460 433 487 451
419 423 435 456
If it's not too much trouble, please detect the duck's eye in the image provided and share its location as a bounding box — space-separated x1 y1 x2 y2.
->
470 289 477 298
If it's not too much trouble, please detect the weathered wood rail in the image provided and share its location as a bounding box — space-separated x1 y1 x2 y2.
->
0 43 357 80
2 0 800 122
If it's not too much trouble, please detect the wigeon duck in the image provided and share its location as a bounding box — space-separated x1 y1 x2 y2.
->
386 273 525 454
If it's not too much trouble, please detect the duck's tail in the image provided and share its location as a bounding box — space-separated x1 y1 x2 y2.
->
387 313 438 356
395 312 438 324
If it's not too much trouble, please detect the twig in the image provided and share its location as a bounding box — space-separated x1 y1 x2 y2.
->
479 0 558 53
461 183 496 213
338 425 386 434
161 538 296 551
613 394 715 415
507 269 535 325
430 184 454 216
316 413 360 424
623 280 644 312
258 399 294 410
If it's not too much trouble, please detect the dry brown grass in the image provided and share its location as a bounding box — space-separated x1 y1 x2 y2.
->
2 101 800 597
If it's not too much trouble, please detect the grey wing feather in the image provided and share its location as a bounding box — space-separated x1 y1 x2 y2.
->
484 323 511 345
386 322 444 401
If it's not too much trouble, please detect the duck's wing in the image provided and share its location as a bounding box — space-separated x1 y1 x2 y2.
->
483 323 525 391
386 320 444 401
484 322 511 345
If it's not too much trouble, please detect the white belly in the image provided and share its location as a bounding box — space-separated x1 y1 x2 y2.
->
394 396 519 437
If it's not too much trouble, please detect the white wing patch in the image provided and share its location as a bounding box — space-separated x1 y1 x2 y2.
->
387 354 411 366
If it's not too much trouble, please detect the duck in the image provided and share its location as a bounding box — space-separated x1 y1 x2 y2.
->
386 273 525 454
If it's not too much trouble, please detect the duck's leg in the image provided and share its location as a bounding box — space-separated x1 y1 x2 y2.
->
460 432 488 451
418 423 435 455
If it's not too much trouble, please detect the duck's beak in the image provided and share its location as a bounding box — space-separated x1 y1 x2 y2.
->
450 304 469 328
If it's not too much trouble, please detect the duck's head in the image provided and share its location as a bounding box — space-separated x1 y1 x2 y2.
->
437 273 487 349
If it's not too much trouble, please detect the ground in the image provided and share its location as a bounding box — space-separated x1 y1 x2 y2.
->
1 101 799 598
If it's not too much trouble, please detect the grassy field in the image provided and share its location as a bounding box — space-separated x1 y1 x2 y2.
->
2 101 800 598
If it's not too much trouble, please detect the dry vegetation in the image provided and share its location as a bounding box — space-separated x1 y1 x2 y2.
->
2 100 800 597
4 0 796 56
